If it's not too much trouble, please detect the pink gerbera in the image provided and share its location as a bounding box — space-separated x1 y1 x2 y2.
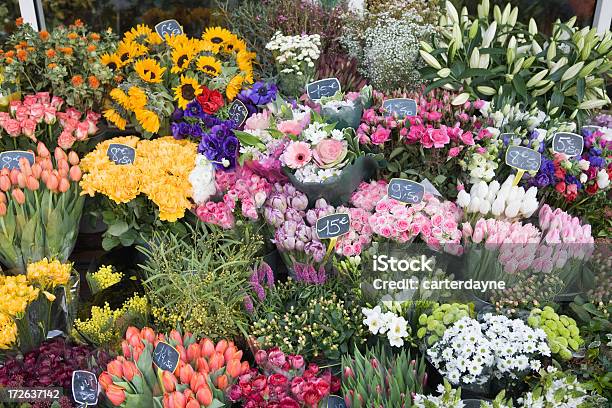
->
283 141 312 169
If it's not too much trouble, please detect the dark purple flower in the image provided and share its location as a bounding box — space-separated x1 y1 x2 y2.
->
185 100 205 118
528 157 555 188
565 174 582 190
171 107 184 121
240 82 278 105
171 122 183 139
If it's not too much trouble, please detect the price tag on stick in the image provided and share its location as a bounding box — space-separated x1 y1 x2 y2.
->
306 78 341 100
552 132 584 157
505 145 541 186
228 100 249 127
316 213 350 265
72 370 98 406
325 395 347 408
107 143 136 165
382 98 418 118
387 178 425 204
155 19 183 40
0 150 35 170
153 341 180 373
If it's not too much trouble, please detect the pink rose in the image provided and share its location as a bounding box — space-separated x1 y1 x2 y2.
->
36 92 51 104
268 349 286 368
29 103 45 122
430 128 450 148
3 118 21 137
86 119 98 135
86 111 101 122
22 95 37 106
43 107 57 124
21 118 37 138
313 139 347 168
448 146 462 158
75 122 89 140
50 96 64 110
371 125 391 145
9 101 20 115
278 119 304 136
0 112 9 126
57 130 76 149
460 131 475 145
245 111 270 131
427 111 442 121
65 107 82 121
15 105 29 122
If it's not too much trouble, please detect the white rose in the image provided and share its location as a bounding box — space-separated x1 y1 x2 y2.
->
578 159 590 171
597 169 610 189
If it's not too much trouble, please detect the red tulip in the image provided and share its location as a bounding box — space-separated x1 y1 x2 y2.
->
208 352 224 372
107 360 124 378
215 340 228 354
196 357 209 374
122 360 139 381
37 142 50 158
187 343 200 363
68 151 80 165
196 386 212 406
179 363 194 385
190 372 207 392
141 327 155 343
121 340 131 359
98 371 112 391
105 384 126 406
11 188 25 205
186 397 199 408
169 330 183 346
201 339 214 358
168 391 186 408
162 370 177 393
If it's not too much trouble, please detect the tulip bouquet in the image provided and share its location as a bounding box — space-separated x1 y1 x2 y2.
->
227 347 340 407
0 93 101 152
102 25 256 137
0 143 84 273
100 326 250 407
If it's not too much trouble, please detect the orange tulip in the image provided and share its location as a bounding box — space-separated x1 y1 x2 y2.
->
186 343 200 363
215 340 228 354
9 169 19 185
41 158 53 171
18 157 32 176
54 147 67 162
169 330 183 346
0 169 8 177
37 142 50 158
196 357 209 374
107 360 124 378
128 333 141 348
68 151 80 165
208 352 224 372
45 174 59 191
224 346 242 362
0 192 5 203
186 397 199 408
190 372 207 392
162 370 177 393
122 360 140 381
105 384 126 406
0 202 7 216
26 175 39 191
121 340 131 359
98 371 113 391
168 391 186 408
0 176 9 192
58 177 70 193
125 326 140 340
215 374 228 391
57 159 69 177
141 327 156 343
11 188 25 205
176 344 187 364
17 173 26 189
133 346 143 363
226 359 241 378
179 363 194 385
196 386 212 406
201 338 215 358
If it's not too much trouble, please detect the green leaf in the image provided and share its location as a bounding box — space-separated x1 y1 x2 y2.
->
107 221 130 237
512 75 527 98
233 130 262 147
576 78 585 101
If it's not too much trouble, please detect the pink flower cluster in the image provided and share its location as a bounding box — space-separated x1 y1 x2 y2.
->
357 108 405 145
195 166 272 229
369 193 463 254
0 93 100 149
350 180 388 211
538 204 594 261
228 348 339 408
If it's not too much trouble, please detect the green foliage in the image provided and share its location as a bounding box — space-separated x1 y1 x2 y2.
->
417 303 473 346
140 221 265 340
528 306 584 360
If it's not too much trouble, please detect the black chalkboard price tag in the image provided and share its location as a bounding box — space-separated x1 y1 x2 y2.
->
388 178 425 204
316 213 350 240
228 100 249 127
382 98 418 118
324 395 347 408
306 78 341 100
72 370 98 406
552 132 584 157
153 341 180 373
107 143 136 165
0 150 35 170
155 20 183 40
505 145 541 172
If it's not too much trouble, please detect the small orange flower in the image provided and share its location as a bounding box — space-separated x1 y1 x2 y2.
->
46 49 56 58
5 51 15 58
87 44 96 52
74 19 84 27
48 63 57 69
19 41 27 47
39 31 50 40
71 75 84 86
6 57 14 64
88 75 100 89
90 33 100 41
61 47 73 55
15 17 23 26
67 32 78 40
27 47 35 52
16 49 27 61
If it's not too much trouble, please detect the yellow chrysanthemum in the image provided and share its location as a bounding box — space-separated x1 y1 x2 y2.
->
134 108 161 134
128 86 148 111
171 42 196 74
0 313 17 350
103 108 127 130
173 75 202 109
123 24 162 46
226 74 245 101
100 53 123 70
116 40 147 63
202 27 233 52
0 275 39 317
27 258 72 289
109 88 131 111
196 55 222 77
134 58 165 83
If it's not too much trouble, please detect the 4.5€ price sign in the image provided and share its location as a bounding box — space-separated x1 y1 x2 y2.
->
382 98 418 118
306 78 341 100
552 132 584 157
387 178 425 204
72 370 98 406
316 213 350 240
107 143 136 165
153 342 180 373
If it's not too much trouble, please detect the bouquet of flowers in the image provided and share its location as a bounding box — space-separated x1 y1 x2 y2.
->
100 327 250 407
0 19 116 111
0 143 84 273
301 86 373 130
227 347 340 407
0 92 101 152
103 25 255 137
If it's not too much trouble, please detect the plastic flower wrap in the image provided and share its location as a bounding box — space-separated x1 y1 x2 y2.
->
0 93 101 152
102 25 255 137
0 19 116 111
0 142 84 273
99 327 250 407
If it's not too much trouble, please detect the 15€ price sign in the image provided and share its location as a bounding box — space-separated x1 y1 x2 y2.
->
316 213 350 240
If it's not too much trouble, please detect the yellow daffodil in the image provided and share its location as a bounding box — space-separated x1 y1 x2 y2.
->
134 108 161 134
226 74 245 101
134 58 165 83
103 108 127 130
173 75 202 109
196 55 222 77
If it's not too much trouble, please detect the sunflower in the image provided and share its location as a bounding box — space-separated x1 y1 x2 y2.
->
196 55 222 77
171 42 195 74
128 86 148 111
237 50 255 74
123 24 162 45
116 40 147 63
173 75 203 109
226 74 245 101
202 27 233 52
227 37 247 54
109 88 131 111
100 53 123 71
103 108 127 130
135 109 160 133
166 33 190 49
134 58 165 83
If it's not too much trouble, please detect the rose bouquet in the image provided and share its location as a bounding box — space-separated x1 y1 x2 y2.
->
0 92 101 152
99 327 250 407
0 19 116 111
103 25 256 137
227 347 340 407
0 143 84 273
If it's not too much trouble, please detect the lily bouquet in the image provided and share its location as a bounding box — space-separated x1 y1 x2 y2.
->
0 142 84 273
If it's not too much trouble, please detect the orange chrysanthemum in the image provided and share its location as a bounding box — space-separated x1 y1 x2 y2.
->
73 19 84 27
88 76 100 89
46 49 56 58
71 75 84 86
87 44 97 52
48 63 57 69
15 18 23 27
67 32 79 40
16 50 27 61
90 33 100 41
39 31 50 40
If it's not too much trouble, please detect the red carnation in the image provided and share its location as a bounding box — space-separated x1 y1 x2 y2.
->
197 86 224 114
586 182 599 195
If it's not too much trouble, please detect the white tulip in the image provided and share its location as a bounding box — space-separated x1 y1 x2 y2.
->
505 200 521 218
475 181 489 199
479 199 491 215
525 186 538 200
468 196 481 213
491 197 505 216
457 190 471 208
520 200 538 218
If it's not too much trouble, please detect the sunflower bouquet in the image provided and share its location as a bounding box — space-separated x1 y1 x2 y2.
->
101 25 256 138
79 135 198 250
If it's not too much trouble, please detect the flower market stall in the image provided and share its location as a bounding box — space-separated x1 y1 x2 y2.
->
0 0 610 407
